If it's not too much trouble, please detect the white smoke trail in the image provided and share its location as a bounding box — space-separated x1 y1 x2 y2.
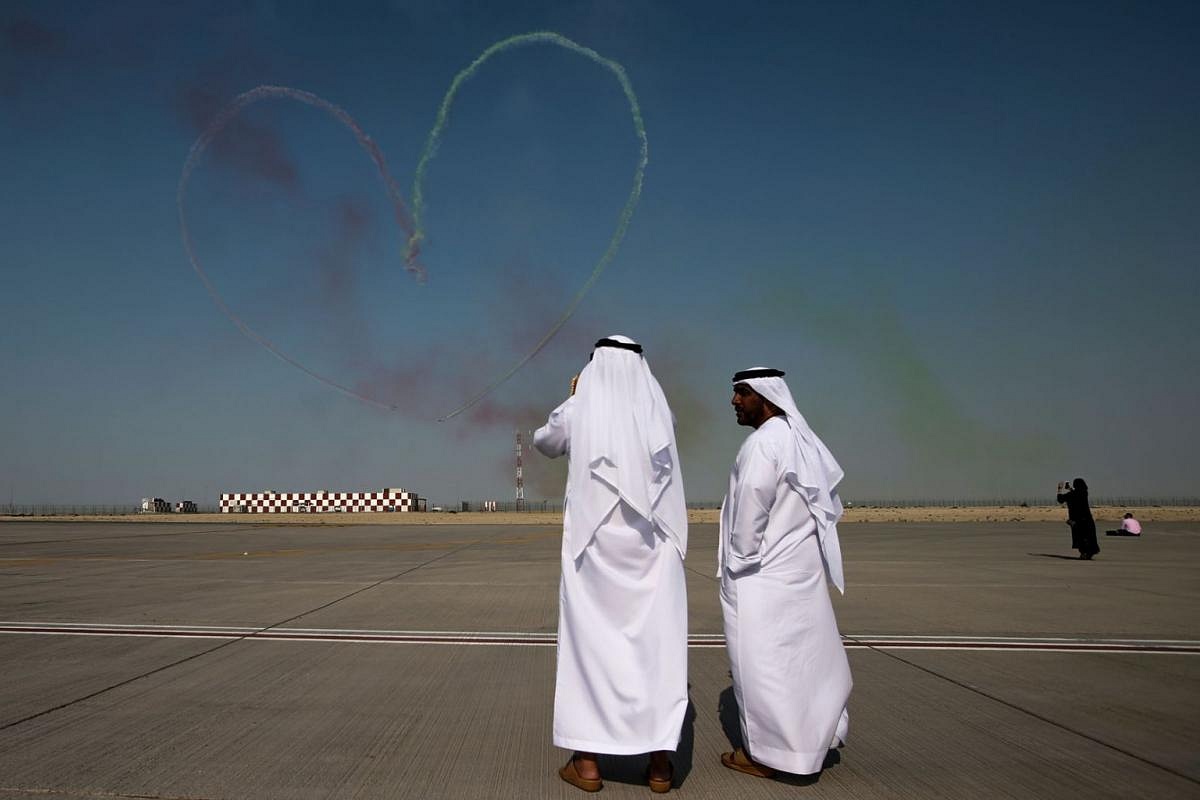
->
413 32 648 421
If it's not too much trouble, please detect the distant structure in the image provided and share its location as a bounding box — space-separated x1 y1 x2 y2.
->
140 497 171 513
515 430 525 511
175 500 198 514
220 488 424 514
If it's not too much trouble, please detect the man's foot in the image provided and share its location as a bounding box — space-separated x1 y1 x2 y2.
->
647 751 673 793
720 748 775 779
559 754 602 793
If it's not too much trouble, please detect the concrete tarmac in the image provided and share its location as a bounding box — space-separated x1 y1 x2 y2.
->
0 520 1197 799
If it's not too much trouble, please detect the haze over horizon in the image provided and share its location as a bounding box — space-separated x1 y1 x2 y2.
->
2 1 1197 507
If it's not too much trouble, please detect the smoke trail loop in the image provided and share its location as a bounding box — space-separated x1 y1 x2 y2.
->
178 33 647 418
416 32 648 421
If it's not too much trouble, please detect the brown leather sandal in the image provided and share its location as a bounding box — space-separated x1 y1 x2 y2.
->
559 757 603 792
721 748 775 779
645 762 673 793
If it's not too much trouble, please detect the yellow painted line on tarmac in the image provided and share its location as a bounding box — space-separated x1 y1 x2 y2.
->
491 530 562 545
0 558 63 567
192 547 311 560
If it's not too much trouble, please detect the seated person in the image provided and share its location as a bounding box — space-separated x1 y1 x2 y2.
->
1106 512 1142 536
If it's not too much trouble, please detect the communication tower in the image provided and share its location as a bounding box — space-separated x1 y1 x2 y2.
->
515 430 525 511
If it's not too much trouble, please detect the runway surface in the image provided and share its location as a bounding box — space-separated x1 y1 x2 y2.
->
1 520 1197 799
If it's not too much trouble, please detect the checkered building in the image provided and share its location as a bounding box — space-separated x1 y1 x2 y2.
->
220 488 422 514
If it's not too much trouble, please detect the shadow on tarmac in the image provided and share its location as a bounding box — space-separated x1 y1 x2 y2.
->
717 684 837 787
595 694 697 789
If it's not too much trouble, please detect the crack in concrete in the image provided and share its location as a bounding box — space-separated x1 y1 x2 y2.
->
849 636 1200 787
0 538 482 733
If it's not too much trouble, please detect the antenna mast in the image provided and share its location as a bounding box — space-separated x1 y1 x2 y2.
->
515 430 525 511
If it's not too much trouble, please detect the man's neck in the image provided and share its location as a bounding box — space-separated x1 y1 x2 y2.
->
753 411 780 429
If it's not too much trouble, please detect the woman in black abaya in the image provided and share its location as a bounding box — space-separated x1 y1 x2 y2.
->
1056 478 1100 560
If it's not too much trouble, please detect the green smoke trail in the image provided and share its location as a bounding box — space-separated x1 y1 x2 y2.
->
409 32 649 422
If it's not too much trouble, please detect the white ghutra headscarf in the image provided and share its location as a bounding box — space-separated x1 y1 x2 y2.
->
735 367 847 592
566 335 687 559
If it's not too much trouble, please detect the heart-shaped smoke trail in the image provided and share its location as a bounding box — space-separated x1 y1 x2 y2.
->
178 31 648 420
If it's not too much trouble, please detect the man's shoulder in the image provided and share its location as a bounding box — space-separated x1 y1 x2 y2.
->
548 394 577 420
739 418 787 458
756 416 792 446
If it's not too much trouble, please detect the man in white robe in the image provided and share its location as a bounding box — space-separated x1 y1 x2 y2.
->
718 367 851 778
534 335 688 794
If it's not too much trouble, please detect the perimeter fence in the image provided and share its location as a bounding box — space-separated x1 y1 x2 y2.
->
465 497 1200 511
1 504 221 516
458 500 563 513
5 497 1198 518
840 497 1200 509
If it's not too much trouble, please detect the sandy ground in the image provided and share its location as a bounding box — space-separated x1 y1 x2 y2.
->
3 505 1198 525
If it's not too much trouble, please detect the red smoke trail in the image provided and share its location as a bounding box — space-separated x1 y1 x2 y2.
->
178 85 299 191
177 85 425 411
4 17 64 53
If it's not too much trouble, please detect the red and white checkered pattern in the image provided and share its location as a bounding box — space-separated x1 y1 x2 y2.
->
220 488 420 514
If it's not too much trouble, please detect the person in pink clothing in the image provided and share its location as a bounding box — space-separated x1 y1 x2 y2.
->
1106 513 1142 537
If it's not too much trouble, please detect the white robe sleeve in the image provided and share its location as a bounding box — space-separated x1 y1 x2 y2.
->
726 436 779 575
533 396 574 458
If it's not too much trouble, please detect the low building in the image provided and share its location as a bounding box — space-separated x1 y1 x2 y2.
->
175 501 198 513
140 497 171 513
219 488 423 514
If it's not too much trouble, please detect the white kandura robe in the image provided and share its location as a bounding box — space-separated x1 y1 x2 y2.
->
536 396 689 754
719 415 851 774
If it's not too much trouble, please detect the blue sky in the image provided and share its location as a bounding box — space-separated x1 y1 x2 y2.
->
2 0 1197 506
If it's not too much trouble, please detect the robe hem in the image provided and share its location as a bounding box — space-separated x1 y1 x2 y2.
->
748 742 838 776
553 734 679 755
